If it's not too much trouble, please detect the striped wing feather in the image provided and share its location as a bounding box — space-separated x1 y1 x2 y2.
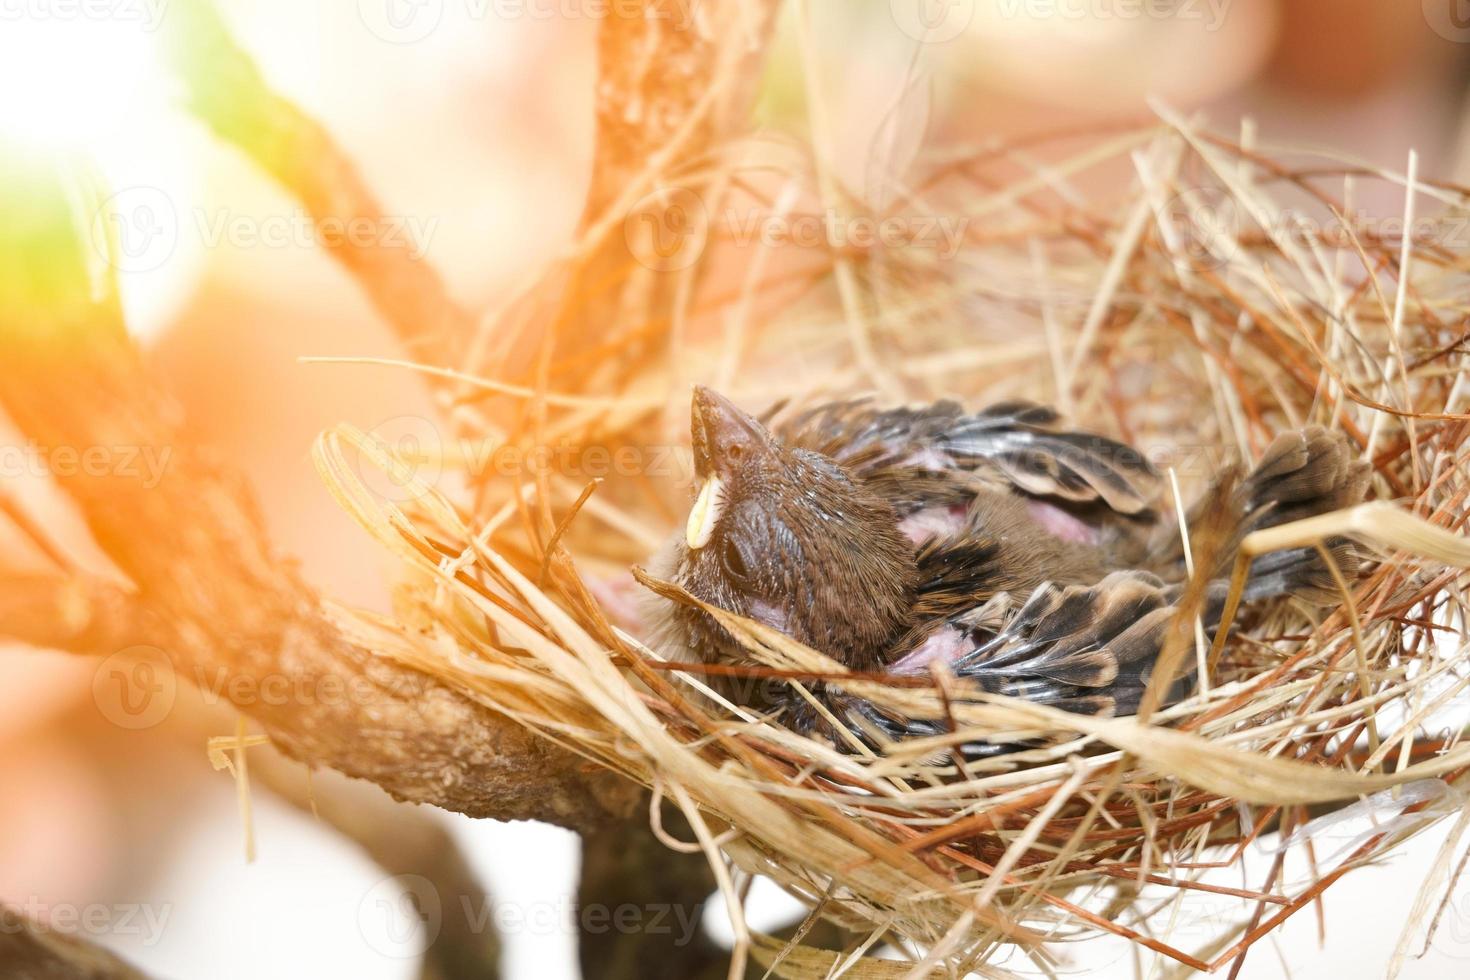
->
779 399 1160 515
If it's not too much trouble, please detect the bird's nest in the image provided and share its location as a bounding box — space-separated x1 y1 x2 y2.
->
314 118 1470 975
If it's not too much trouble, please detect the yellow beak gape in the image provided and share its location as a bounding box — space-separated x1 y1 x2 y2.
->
685 476 725 550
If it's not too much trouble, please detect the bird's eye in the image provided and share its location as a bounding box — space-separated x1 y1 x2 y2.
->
720 538 750 582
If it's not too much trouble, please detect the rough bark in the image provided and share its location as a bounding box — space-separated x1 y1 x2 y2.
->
579 1 777 226
0 909 150 980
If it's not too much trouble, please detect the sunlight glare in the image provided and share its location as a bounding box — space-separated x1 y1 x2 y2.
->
0 14 164 150
0 13 205 343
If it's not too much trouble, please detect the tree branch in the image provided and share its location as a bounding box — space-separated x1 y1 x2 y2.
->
580 1 777 228
0 907 150 980
0 150 636 830
156 0 476 370
577 809 727 980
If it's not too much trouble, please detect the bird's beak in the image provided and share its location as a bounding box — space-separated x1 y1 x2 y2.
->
689 385 725 477
686 386 766 550
690 385 767 475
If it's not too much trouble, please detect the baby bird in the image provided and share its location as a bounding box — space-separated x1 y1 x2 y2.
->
650 387 1370 754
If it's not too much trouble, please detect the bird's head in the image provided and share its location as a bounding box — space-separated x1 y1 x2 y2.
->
670 386 917 672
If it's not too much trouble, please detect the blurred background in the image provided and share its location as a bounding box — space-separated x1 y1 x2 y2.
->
4 1 1470 976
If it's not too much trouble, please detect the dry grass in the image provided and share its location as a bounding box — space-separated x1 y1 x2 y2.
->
312 114 1470 977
